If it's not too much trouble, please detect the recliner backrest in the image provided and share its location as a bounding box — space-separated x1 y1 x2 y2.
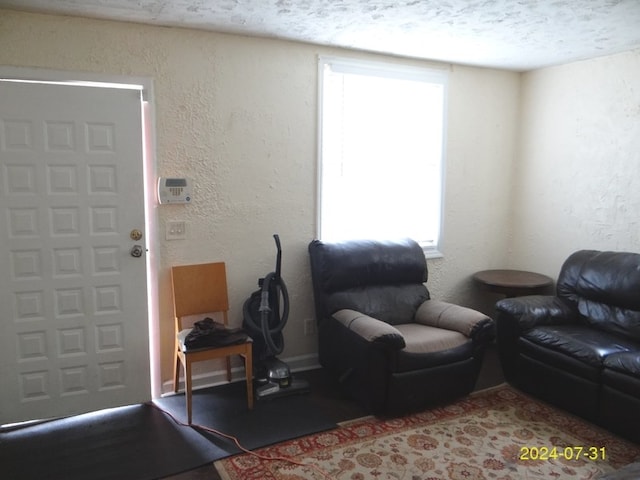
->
557 249 640 340
308 238 429 325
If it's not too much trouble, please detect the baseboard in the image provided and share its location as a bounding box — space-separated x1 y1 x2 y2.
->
161 353 320 396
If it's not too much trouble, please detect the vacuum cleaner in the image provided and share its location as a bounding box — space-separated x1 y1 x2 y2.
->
242 234 310 400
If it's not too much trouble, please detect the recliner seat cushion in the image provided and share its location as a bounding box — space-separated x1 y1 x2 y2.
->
522 325 637 367
395 323 468 354
395 335 474 372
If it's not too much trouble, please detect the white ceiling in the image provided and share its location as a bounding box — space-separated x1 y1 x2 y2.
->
3 0 640 71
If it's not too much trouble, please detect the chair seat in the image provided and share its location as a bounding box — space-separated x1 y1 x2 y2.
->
177 328 251 353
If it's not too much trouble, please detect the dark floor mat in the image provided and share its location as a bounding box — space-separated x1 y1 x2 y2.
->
0 379 337 480
0 404 214 480
154 379 337 454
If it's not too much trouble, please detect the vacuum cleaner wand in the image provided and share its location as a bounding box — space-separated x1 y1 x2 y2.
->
274 234 282 279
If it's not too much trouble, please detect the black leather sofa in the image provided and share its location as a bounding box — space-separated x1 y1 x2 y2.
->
495 250 640 443
308 238 494 415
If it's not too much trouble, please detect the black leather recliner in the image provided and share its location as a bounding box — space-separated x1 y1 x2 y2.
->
308 238 494 415
495 249 640 443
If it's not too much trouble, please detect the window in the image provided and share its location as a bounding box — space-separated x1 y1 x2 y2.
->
318 56 447 256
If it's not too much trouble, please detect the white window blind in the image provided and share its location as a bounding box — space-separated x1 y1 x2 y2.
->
318 57 448 255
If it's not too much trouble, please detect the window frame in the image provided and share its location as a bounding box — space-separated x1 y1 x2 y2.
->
316 55 448 258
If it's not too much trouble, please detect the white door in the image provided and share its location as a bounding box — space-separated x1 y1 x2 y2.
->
0 81 150 424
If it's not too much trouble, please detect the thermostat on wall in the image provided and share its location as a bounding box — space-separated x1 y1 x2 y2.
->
157 177 192 204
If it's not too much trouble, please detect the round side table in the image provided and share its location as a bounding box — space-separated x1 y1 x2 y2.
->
472 269 553 297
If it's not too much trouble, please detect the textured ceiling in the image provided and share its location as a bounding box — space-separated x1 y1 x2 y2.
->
3 0 640 71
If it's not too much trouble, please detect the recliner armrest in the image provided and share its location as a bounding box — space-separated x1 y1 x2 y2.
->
332 309 406 350
415 300 493 340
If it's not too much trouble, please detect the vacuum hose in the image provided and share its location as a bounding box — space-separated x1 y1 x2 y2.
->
242 234 290 358
245 270 289 356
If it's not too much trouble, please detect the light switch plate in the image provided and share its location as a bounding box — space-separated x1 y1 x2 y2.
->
166 221 186 240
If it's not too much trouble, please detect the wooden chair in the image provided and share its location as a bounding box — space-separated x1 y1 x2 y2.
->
170 262 253 424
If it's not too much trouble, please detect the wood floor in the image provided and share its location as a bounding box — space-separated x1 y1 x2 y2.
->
164 344 505 480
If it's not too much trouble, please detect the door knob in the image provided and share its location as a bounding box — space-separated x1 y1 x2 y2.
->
130 244 144 257
130 229 143 241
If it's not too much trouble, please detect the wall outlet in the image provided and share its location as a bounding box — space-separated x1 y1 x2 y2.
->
166 221 186 240
304 318 316 336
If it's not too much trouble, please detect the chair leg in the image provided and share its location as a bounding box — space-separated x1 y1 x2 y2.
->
173 354 181 393
245 346 254 410
184 360 193 424
226 356 232 382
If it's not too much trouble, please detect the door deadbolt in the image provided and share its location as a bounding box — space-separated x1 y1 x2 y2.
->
130 229 143 241
130 244 144 257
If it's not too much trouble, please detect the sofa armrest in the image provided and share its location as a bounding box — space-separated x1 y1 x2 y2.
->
414 300 493 341
495 295 578 383
495 295 579 331
332 309 406 350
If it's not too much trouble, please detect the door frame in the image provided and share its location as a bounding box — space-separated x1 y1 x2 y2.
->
0 66 161 400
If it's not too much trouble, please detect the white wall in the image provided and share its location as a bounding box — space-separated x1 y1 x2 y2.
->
512 49 640 279
1 10 518 390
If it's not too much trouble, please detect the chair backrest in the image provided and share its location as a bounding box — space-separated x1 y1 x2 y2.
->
557 249 640 340
171 262 229 330
308 238 429 325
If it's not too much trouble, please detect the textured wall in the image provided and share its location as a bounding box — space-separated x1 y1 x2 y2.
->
4 0 640 70
512 49 640 279
0 9 518 392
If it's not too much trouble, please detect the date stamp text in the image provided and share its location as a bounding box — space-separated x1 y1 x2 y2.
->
519 446 606 461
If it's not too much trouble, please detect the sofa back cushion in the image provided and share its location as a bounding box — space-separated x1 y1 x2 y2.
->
308 238 429 325
557 250 640 340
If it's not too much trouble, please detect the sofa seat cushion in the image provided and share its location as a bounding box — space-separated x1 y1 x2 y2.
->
602 372 640 400
522 325 637 368
394 323 472 372
600 352 640 442
603 351 640 376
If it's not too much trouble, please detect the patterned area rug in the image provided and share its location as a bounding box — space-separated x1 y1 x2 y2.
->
214 384 640 480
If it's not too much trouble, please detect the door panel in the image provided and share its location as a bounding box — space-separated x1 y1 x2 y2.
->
0 81 150 424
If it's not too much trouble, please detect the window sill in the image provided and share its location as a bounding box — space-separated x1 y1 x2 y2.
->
422 245 443 259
